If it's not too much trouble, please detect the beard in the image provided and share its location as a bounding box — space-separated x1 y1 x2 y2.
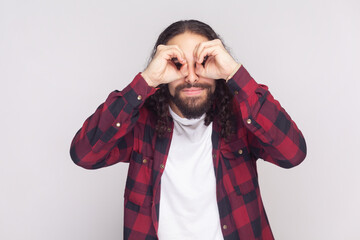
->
169 82 215 119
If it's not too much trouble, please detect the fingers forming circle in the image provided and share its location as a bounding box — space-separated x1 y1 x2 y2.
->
197 45 220 65
194 39 222 63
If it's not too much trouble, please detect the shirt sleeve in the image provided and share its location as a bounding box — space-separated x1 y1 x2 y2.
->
69 73 157 169
226 65 307 168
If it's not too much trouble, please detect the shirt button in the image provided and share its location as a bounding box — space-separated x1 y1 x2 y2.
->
213 154 216 159
167 127 172 132
238 149 243 155
246 118 252 124
142 159 148 164
160 163 165 169
115 122 121 127
137 95 142 100
223 224 228 230
234 91 239 95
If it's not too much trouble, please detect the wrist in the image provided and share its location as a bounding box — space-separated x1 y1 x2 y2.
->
226 63 242 82
141 72 156 88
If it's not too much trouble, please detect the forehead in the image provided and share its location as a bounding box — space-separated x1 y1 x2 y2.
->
166 32 209 53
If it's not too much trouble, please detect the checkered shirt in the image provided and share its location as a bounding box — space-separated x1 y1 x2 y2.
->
70 65 307 240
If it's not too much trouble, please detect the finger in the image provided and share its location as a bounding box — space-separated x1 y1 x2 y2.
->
164 45 186 63
193 42 201 62
195 39 221 63
156 44 165 52
173 45 186 63
197 46 219 65
180 62 189 76
194 62 205 77
161 48 187 67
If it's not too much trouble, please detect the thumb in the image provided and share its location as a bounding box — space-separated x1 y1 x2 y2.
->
195 62 205 77
180 62 189 77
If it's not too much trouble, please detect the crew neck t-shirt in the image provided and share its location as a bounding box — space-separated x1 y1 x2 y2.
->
157 106 224 240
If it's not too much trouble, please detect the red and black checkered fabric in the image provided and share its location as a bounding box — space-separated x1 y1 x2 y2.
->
70 65 307 240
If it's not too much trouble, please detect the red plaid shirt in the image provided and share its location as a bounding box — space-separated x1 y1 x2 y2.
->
70 65 307 240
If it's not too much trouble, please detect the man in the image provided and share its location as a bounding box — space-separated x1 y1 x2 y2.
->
70 19 307 240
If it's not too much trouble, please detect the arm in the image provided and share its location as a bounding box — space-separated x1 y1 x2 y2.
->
69 73 157 169
227 65 307 168
191 39 306 168
69 43 192 169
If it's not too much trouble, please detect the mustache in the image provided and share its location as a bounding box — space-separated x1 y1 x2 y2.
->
175 83 212 92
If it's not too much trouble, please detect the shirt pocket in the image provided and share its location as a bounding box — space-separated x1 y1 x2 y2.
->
220 138 258 196
124 151 153 207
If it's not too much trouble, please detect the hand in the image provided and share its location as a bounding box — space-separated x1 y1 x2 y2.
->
193 39 239 80
141 45 189 87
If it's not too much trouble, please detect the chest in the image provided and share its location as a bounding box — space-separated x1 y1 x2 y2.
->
125 117 256 202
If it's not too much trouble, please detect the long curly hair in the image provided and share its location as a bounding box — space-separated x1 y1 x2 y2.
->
144 20 237 139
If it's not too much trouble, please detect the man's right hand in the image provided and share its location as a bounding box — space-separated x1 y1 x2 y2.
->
141 44 189 87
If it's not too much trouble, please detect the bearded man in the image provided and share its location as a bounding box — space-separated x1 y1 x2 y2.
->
70 19 307 240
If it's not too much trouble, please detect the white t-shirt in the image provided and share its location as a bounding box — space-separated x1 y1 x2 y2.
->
157 107 224 240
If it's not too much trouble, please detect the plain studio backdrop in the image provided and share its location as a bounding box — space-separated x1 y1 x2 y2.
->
1 0 359 239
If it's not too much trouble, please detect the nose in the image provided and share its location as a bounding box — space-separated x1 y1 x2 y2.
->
184 63 198 84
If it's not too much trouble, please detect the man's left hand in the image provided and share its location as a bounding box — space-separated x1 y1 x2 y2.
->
193 39 239 80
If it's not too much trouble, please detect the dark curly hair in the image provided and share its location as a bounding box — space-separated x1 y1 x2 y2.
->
144 19 237 139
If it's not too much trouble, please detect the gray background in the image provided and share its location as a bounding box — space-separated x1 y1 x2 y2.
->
1 0 359 239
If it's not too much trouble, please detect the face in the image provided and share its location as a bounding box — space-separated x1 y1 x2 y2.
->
166 32 216 119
